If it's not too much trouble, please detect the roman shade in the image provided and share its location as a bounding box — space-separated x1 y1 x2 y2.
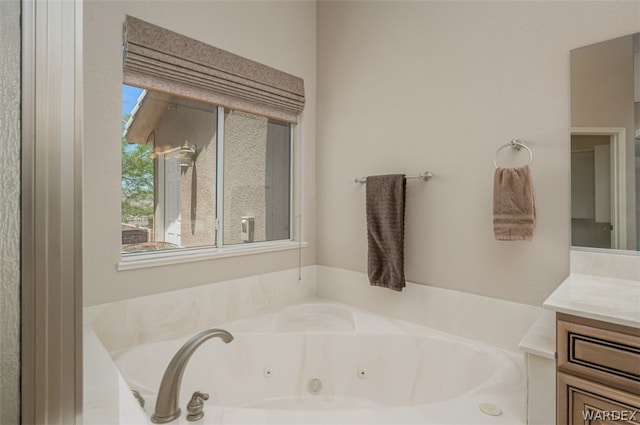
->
123 15 305 124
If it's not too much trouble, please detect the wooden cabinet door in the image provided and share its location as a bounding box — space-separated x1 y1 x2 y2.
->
558 372 640 425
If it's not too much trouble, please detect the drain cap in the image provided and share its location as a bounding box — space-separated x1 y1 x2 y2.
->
479 402 502 416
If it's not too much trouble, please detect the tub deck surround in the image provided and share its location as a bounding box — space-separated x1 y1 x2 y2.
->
84 266 542 355
517 310 555 360
316 266 542 353
517 310 556 425
83 325 149 425
111 301 528 424
84 266 317 354
84 266 544 423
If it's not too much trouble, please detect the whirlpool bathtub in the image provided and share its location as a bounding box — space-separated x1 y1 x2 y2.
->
113 301 526 424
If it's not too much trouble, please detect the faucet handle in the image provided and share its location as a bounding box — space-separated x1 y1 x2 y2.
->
186 391 209 422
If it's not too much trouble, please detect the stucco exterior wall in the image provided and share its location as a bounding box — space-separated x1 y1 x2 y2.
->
0 0 21 422
223 110 268 244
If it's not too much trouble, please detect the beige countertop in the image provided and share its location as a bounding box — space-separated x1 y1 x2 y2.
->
543 273 640 329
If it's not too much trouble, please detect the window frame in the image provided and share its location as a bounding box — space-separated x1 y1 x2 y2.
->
118 104 302 271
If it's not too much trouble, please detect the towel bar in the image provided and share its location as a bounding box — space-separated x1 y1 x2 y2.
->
354 171 433 184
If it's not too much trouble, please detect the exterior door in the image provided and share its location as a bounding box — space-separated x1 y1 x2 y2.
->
164 153 182 245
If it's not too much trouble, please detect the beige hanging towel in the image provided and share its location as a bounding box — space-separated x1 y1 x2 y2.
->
493 165 536 241
366 174 406 291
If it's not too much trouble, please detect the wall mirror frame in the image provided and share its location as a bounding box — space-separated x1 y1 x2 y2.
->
570 33 640 255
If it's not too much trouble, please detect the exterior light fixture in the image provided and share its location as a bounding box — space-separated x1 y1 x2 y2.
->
179 140 197 168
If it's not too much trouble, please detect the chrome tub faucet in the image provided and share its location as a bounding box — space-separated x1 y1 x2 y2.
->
151 328 234 424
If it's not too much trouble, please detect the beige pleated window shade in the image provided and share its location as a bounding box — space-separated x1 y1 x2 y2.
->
123 15 305 124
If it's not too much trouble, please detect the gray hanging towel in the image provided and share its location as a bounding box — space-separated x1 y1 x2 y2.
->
493 165 536 240
366 174 406 291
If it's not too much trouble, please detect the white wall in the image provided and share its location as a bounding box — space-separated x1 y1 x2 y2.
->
0 0 20 421
316 1 640 306
84 1 316 305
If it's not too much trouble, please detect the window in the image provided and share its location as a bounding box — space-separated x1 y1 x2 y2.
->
121 85 292 256
120 16 305 263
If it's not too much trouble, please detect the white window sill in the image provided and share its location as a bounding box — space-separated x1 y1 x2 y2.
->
117 240 308 271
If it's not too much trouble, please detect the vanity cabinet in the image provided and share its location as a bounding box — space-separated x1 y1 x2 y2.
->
556 313 640 424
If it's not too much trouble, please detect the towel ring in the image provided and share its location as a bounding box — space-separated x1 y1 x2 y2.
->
493 139 532 169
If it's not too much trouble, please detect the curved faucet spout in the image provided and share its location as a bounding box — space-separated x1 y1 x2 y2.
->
151 328 233 424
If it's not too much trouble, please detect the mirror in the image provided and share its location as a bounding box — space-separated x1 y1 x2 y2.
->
570 33 640 252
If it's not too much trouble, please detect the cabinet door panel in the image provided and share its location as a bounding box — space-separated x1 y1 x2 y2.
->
558 372 640 425
557 314 640 395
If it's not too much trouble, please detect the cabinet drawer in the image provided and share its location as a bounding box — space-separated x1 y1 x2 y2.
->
558 372 640 425
557 313 640 395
